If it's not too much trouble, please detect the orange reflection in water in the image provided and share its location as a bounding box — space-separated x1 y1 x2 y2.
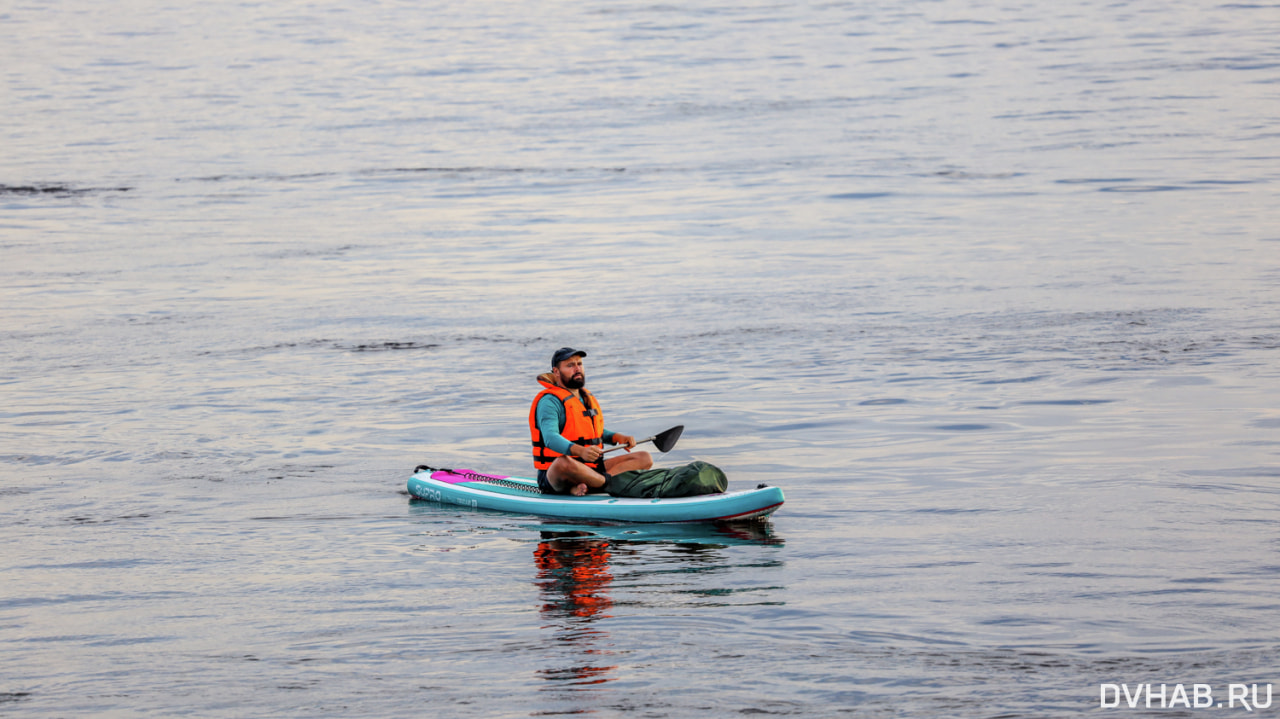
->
534 531 617 686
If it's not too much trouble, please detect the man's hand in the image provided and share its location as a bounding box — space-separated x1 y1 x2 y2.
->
612 434 637 451
574 444 604 463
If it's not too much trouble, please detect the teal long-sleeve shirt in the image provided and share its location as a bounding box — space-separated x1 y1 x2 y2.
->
535 392 616 457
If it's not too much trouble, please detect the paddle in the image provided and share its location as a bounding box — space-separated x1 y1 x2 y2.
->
603 425 684 455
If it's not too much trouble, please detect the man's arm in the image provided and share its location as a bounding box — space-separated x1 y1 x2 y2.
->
605 430 635 449
535 394 575 456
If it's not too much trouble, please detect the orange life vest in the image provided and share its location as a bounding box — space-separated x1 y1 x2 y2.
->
529 377 605 472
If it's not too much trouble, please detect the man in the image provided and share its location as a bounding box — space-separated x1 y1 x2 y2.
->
529 347 653 496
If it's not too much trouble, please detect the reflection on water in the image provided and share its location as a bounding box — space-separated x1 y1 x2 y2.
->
529 521 784 548
532 521 785 695
534 532 618 687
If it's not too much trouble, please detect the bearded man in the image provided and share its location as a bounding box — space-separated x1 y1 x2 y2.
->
529 348 653 495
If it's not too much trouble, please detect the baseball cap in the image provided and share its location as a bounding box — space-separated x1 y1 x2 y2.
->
551 347 587 366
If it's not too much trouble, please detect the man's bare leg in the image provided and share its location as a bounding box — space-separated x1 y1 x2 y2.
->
605 451 652 475
548 451 655 496
547 456 607 496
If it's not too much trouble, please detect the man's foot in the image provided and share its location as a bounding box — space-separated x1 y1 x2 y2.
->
571 483 588 497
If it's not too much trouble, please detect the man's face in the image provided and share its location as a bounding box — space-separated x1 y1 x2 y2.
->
554 356 585 389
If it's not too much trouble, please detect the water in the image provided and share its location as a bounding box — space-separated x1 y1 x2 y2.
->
3 0 1279 715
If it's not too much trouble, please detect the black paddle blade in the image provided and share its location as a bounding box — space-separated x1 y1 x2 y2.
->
652 425 684 453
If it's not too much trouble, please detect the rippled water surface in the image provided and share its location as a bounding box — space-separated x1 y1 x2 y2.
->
3 0 1279 716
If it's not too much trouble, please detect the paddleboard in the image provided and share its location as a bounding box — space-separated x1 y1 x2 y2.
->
407 466 783 523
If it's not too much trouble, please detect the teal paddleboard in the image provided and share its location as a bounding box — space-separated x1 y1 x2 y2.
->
407 467 783 523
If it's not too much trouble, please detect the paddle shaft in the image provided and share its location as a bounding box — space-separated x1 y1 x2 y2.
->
602 425 683 455
602 434 657 455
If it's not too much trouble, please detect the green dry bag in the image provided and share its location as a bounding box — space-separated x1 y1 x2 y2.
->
605 461 728 498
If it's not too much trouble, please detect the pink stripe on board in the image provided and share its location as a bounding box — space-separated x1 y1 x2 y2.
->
430 469 511 485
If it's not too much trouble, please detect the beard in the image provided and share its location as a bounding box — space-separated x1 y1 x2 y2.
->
562 373 585 390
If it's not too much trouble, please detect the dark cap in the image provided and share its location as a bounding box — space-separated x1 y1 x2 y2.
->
551 347 587 367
